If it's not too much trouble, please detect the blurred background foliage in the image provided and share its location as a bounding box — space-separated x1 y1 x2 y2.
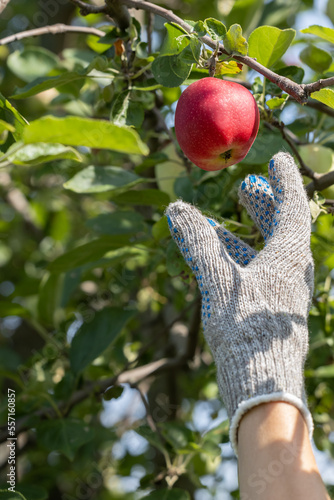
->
0 0 334 499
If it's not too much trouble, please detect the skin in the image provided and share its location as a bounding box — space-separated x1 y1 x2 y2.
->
174 77 260 171
238 402 331 500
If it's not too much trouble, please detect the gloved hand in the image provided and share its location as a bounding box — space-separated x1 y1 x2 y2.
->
166 152 314 454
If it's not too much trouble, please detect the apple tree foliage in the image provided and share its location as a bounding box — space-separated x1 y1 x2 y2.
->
0 0 334 498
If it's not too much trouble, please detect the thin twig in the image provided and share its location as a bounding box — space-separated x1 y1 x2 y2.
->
132 383 167 448
280 126 315 178
147 10 153 54
0 23 105 45
267 120 315 178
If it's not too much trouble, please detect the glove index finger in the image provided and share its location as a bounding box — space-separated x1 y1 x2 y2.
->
166 200 235 274
268 152 310 229
238 173 277 243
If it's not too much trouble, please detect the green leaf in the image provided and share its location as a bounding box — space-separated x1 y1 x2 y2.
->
0 347 21 371
327 0 334 25
266 95 288 109
6 142 82 166
242 131 291 165
300 45 332 73
310 88 334 109
223 24 248 56
265 66 305 95
37 272 63 327
0 490 27 500
276 65 305 84
300 25 334 44
11 71 86 100
70 307 133 373
11 56 111 99
7 47 59 83
179 38 202 64
248 26 295 67
152 23 195 86
306 364 334 378
37 418 94 460
200 440 222 456
0 119 15 134
48 235 133 273
22 116 149 155
152 216 170 241
103 385 124 401
112 189 170 206
79 246 149 272
225 0 264 34
203 18 226 40
0 302 31 318
135 425 167 454
166 239 186 276
184 67 212 84
144 489 190 500
16 485 48 500
86 211 146 235
110 91 145 128
64 166 144 194
160 23 190 56
0 119 15 144
0 92 28 140
187 19 207 37
152 54 192 88
203 419 230 441
161 422 195 450
309 198 326 222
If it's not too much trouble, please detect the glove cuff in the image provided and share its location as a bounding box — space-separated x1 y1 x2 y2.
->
229 392 314 456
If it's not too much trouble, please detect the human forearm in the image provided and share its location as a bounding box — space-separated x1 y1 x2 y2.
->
238 402 330 500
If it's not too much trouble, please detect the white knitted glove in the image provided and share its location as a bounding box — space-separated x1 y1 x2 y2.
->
166 152 314 454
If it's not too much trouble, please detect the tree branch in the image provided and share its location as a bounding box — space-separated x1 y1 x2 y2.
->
303 77 334 95
105 0 131 29
306 170 334 198
0 23 105 45
69 0 106 14
0 357 188 444
114 0 334 105
115 0 298 103
306 98 334 118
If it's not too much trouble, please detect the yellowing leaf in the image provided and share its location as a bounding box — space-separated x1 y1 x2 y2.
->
223 24 248 56
215 60 243 75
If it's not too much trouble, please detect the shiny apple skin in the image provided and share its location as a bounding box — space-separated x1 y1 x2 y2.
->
174 77 260 171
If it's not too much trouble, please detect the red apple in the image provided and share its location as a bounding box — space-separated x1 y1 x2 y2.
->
174 77 260 171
